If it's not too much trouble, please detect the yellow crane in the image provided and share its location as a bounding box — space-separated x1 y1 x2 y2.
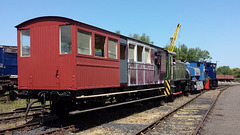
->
168 23 181 52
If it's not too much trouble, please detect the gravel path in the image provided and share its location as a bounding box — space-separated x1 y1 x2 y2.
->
201 85 240 135
10 85 234 135
146 89 220 135
76 93 199 135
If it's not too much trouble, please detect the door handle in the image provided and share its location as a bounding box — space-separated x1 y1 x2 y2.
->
56 70 59 77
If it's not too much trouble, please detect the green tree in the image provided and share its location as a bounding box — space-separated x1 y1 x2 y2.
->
232 68 240 78
115 30 120 34
197 50 212 61
179 44 188 60
170 44 212 62
129 33 154 44
132 33 139 40
217 66 233 75
186 48 195 61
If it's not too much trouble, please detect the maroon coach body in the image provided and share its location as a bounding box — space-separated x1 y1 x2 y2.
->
16 16 120 91
16 16 171 124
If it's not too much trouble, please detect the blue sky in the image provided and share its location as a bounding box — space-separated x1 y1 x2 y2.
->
1 0 239 68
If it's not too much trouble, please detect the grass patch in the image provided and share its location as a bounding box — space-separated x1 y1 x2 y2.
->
0 99 28 113
0 99 50 113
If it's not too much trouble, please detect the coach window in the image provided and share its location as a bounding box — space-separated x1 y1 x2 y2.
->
60 25 71 54
95 34 105 57
137 46 143 62
128 44 135 61
20 29 30 57
197 63 200 67
145 48 150 63
120 45 126 60
77 29 91 55
108 38 117 59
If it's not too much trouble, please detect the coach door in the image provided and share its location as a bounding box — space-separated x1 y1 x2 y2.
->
30 25 59 89
120 38 128 85
58 25 75 90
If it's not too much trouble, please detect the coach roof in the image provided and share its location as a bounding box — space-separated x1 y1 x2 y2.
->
15 16 165 50
15 16 118 36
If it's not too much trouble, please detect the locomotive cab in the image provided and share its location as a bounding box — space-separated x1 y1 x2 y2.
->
205 62 218 89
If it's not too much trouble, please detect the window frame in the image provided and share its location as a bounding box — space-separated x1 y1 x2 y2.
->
120 45 126 60
59 25 72 55
197 63 200 67
108 38 118 59
20 29 31 57
137 45 143 63
145 47 151 64
128 43 136 62
77 29 92 55
94 34 106 58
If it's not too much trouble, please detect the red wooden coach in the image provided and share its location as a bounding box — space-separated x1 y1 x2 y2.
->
16 16 120 91
16 16 167 123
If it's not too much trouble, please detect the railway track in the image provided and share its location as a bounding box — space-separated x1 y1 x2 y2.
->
0 96 9 103
30 87 229 135
134 86 229 135
13 105 50 112
0 86 229 134
0 105 50 118
0 114 57 134
0 122 41 134
15 95 167 135
0 93 165 134
27 91 203 134
0 105 50 129
0 111 50 124
36 125 76 135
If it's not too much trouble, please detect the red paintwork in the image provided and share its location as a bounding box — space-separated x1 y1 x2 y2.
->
145 64 154 84
16 16 120 90
205 79 210 90
173 91 182 96
129 62 136 84
158 50 166 83
217 75 235 80
137 64 144 85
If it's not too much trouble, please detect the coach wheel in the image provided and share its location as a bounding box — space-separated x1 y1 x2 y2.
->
209 84 213 90
160 99 165 106
9 90 17 101
115 95 127 103
56 109 69 118
168 95 174 102
93 97 107 107
163 96 170 103
51 101 70 118
39 114 44 125
164 95 174 103
52 106 69 118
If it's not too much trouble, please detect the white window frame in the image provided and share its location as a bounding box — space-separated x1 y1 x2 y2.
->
94 34 106 57
59 25 72 54
145 47 151 64
137 45 144 63
77 29 91 55
128 43 136 62
108 38 117 59
20 29 31 57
